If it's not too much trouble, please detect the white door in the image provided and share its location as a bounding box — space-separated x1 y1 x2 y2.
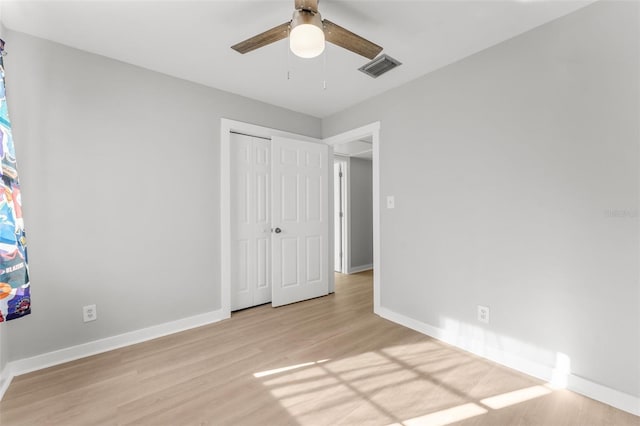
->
230 133 271 310
271 136 329 307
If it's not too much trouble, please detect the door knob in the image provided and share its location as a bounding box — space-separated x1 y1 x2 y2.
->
274 227 282 234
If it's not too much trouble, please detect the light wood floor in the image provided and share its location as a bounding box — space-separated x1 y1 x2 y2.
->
1 271 637 425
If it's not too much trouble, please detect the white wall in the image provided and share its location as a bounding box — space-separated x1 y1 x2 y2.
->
3 29 321 362
349 157 373 270
324 0 639 400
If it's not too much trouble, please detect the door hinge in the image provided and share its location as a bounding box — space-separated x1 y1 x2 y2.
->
339 172 343 178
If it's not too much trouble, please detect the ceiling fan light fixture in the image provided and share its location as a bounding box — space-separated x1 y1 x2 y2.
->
289 10 325 59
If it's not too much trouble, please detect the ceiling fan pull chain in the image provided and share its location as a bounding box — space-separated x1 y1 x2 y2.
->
287 25 292 81
322 46 327 90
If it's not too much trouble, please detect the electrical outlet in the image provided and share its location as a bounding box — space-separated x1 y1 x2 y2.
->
477 305 490 324
83 304 97 322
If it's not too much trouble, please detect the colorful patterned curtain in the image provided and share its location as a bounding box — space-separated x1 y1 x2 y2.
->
0 39 30 322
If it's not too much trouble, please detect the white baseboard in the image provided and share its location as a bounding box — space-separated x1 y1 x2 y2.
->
568 374 640 416
376 306 640 417
348 263 373 274
0 309 224 401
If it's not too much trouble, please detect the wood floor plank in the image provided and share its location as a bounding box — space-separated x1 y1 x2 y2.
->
1 271 637 425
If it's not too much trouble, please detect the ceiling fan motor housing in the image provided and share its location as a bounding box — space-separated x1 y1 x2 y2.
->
289 9 325 58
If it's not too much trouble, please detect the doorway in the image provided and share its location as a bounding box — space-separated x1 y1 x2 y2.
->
332 143 373 275
324 122 381 313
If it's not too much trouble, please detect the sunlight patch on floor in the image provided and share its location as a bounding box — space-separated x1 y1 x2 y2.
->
254 359 330 378
480 385 552 409
252 341 556 425
390 402 488 426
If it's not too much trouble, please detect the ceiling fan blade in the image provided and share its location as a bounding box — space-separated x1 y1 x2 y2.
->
295 0 318 12
323 19 382 60
231 22 290 54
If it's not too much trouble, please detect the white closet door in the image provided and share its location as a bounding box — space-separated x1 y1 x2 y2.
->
271 136 329 307
230 133 271 311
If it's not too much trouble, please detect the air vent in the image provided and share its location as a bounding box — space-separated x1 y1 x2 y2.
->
358 54 402 78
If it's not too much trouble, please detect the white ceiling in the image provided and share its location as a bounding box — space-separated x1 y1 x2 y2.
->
0 0 594 118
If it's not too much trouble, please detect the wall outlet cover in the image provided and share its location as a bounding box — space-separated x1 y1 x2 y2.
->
83 304 97 322
477 305 490 324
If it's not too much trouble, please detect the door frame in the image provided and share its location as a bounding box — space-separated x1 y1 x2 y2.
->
333 156 349 274
220 118 333 318
323 122 381 314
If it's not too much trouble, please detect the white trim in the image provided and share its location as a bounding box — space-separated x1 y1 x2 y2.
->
323 123 380 147
323 122 381 313
341 156 351 276
348 263 373 274
220 119 328 315
221 120 232 319
4 309 224 385
567 375 640 416
333 156 348 275
345 157 352 276
327 144 336 293
377 306 640 416
349 148 374 157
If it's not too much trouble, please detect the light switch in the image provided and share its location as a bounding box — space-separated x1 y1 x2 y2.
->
386 196 395 209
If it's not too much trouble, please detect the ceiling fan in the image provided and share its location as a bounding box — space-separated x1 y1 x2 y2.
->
231 0 383 60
